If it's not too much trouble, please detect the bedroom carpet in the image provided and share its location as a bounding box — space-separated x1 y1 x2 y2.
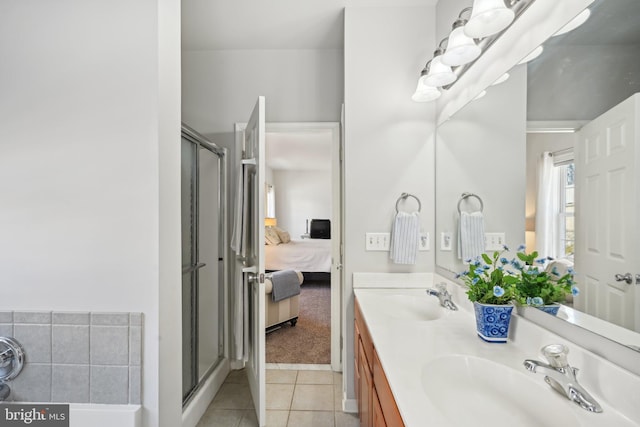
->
266 281 331 364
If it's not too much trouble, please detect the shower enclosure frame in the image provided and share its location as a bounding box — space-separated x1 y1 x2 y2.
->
181 124 229 407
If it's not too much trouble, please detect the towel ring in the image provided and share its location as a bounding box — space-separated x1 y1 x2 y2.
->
457 192 484 214
395 193 421 213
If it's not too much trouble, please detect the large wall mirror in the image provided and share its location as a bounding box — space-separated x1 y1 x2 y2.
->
436 0 640 353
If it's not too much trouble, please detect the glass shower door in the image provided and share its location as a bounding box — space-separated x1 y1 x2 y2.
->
181 130 225 404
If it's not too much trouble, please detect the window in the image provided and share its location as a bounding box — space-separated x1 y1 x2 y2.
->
556 163 575 259
265 183 276 218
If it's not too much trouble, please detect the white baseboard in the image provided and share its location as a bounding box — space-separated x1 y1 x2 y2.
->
342 396 358 413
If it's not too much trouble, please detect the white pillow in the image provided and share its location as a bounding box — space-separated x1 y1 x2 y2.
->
275 227 291 243
265 227 281 245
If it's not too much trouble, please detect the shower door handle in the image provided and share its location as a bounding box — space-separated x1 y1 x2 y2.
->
182 263 207 274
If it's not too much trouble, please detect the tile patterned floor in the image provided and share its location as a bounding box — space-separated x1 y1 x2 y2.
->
196 365 359 427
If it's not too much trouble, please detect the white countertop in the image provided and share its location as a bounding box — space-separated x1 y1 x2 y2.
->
353 274 640 427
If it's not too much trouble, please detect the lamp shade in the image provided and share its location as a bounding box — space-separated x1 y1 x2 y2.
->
424 54 457 87
473 89 487 100
412 77 441 102
265 217 277 227
491 72 510 86
553 9 590 37
464 0 515 39
518 45 543 64
441 24 481 67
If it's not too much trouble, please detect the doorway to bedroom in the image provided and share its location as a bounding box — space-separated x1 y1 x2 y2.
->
263 122 342 369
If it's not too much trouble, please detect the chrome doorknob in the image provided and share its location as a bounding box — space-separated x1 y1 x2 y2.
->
614 273 633 285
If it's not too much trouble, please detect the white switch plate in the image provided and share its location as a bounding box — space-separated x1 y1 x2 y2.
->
485 232 506 251
440 232 453 251
419 233 430 251
365 232 390 251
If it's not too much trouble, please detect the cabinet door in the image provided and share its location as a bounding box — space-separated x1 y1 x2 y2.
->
359 340 372 427
354 321 360 404
372 388 387 427
373 349 405 427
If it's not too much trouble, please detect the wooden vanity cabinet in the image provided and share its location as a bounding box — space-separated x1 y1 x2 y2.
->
355 299 405 427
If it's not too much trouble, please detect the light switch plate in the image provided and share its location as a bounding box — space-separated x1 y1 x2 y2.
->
441 232 453 251
485 232 506 251
365 233 390 251
419 233 430 251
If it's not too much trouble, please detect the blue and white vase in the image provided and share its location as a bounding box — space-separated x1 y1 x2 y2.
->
537 303 561 316
473 302 514 343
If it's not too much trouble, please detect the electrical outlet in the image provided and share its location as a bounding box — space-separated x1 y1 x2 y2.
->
365 232 390 251
485 232 506 251
440 232 453 251
419 233 430 251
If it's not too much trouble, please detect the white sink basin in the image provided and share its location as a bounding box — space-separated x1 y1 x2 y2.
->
421 355 580 427
361 292 445 321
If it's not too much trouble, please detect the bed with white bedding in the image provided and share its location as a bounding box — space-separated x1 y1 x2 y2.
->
264 238 332 273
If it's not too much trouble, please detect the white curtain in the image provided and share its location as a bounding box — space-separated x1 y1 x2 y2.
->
535 152 560 258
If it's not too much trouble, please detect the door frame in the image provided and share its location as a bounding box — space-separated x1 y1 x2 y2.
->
264 121 343 370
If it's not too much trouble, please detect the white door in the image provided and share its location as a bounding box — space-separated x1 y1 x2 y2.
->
240 97 266 425
575 93 639 331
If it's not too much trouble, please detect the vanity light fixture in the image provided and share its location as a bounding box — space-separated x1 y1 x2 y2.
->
464 0 515 39
552 8 590 37
518 45 543 64
441 8 482 67
412 0 535 100
412 64 442 102
424 42 457 87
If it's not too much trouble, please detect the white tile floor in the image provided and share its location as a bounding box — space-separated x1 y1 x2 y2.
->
196 365 359 427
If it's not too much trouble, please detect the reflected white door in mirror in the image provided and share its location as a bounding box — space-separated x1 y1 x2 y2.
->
575 94 639 332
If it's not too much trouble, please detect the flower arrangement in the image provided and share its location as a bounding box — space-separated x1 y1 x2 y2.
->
457 245 580 307
509 245 579 307
457 247 518 305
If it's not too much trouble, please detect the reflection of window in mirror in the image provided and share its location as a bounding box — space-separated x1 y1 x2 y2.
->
557 162 575 260
536 149 574 260
265 183 276 218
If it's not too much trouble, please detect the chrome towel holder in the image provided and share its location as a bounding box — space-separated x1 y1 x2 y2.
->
457 192 484 214
395 192 421 213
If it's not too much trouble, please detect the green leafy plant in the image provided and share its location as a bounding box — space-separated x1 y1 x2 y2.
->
457 247 518 305
508 246 579 306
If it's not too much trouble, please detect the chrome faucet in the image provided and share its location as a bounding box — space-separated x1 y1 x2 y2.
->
523 344 603 413
426 283 458 311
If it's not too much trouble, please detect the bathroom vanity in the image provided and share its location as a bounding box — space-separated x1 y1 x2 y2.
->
352 273 640 427
355 298 404 427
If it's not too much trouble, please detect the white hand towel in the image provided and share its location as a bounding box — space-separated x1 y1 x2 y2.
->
230 164 250 258
230 164 244 254
457 211 486 261
390 212 420 265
